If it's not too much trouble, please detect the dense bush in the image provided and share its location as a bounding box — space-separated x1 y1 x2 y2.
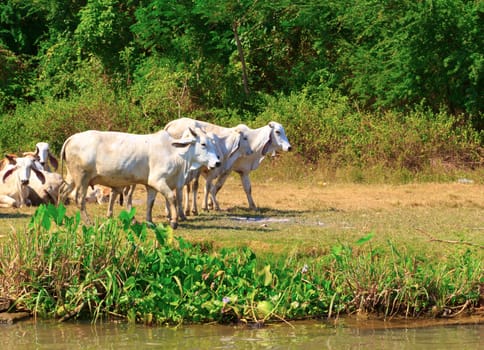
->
256 89 482 170
0 80 481 174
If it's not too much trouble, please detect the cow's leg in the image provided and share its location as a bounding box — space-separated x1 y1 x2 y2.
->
209 180 222 211
125 185 135 211
183 182 191 217
165 189 178 229
202 177 211 211
191 175 199 215
76 173 93 224
211 170 232 210
239 172 257 210
203 172 219 211
78 185 92 224
0 195 19 208
164 197 171 220
107 190 118 217
150 183 178 229
58 180 74 205
176 185 187 221
146 186 157 224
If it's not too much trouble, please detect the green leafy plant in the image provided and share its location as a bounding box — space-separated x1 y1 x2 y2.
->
1 207 481 325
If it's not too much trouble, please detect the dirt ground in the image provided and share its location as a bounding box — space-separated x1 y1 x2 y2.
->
1 177 483 236
215 178 484 212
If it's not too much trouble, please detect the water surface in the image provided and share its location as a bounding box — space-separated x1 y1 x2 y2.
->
1 318 482 349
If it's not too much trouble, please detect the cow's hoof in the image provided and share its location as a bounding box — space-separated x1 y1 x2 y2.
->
170 221 178 230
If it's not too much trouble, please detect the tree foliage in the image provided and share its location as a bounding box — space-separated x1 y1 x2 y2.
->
0 0 482 164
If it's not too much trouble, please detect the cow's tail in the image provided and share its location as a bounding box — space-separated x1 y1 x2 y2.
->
58 137 72 205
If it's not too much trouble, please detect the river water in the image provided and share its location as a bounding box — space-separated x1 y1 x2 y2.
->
1 318 482 349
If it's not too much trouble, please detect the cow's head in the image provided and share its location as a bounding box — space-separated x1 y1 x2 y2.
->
262 122 292 156
2 155 45 185
173 128 221 170
229 126 253 158
35 142 58 171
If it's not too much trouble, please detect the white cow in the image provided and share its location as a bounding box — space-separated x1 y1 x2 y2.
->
212 122 291 210
19 143 61 205
23 142 58 172
26 169 64 206
59 128 220 228
0 155 46 208
165 118 253 215
164 118 291 211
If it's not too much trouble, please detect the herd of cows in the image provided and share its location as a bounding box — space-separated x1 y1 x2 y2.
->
0 118 291 228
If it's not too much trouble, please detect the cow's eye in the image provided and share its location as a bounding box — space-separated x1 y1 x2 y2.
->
201 143 206 147
275 130 281 135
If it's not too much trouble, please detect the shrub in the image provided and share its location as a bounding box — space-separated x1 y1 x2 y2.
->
255 89 482 171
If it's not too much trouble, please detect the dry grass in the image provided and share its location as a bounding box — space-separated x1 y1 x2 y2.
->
1 162 482 261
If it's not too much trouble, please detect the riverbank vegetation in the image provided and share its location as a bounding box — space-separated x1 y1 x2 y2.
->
0 193 482 325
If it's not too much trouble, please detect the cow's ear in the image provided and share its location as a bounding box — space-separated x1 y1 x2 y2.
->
172 138 193 148
228 131 241 157
32 167 46 184
188 127 198 138
2 167 16 183
49 152 59 170
5 154 17 164
261 129 273 156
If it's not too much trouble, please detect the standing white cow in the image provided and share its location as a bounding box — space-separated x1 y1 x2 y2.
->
164 118 291 211
59 128 220 228
165 119 253 215
212 122 291 210
0 155 46 208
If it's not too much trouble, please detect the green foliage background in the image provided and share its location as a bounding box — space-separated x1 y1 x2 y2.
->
0 0 482 171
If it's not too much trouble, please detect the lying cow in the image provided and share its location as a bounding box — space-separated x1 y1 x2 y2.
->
26 169 63 206
59 128 220 228
0 154 46 208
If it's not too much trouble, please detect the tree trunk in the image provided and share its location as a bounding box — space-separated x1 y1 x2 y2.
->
232 21 250 96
